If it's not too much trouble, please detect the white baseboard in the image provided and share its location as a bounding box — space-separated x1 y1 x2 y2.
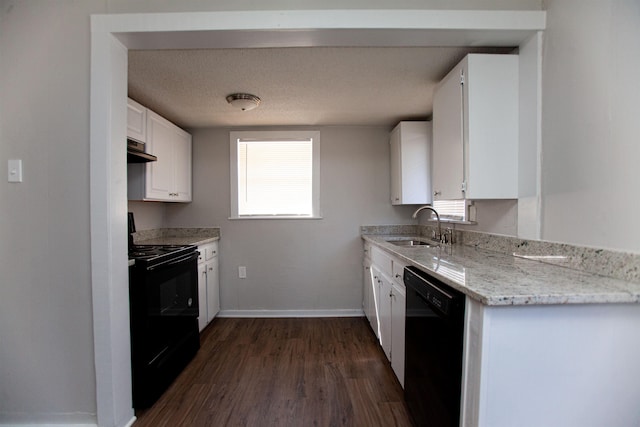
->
0 415 134 427
0 424 97 427
217 309 364 318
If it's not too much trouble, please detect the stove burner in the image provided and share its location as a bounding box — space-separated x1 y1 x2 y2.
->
131 246 156 252
130 251 156 257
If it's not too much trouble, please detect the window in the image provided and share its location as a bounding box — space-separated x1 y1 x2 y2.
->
432 199 468 221
230 131 321 219
432 199 475 222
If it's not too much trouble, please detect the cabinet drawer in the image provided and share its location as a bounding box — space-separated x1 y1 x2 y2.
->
205 242 218 260
363 242 372 262
371 246 393 277
197 242 218 264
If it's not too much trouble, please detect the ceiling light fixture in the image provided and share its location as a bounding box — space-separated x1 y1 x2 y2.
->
226 93 261 111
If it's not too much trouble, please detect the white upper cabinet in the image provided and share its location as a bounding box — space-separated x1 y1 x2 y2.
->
127 105 192 203
126 98 147 143
390 121 432 205
432 54 519 200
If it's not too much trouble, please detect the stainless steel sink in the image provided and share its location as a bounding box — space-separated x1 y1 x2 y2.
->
388 239 432 247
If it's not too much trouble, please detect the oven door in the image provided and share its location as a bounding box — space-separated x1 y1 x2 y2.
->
145 251 199 318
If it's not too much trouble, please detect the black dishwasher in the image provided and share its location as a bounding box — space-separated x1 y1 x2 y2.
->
404 266 466 427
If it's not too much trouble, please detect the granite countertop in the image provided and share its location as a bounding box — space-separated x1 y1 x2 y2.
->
133 227 220 247
363 234 640 306
137 235 219 247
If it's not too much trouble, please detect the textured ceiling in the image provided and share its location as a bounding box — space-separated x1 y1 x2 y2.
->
128 46 512 129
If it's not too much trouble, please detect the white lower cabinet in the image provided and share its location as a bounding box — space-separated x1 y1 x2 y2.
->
197 241 220 332
364 244 406 387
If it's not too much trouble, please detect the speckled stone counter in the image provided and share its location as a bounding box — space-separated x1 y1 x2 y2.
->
363 234 640 306
134 227 220 247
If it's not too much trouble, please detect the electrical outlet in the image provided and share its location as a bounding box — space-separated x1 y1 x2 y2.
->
238 266 247 279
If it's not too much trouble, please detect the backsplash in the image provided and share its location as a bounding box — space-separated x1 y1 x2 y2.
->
361 225 640 284
133 227 220 244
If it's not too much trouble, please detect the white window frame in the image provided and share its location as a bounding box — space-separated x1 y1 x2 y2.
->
229 130 321 219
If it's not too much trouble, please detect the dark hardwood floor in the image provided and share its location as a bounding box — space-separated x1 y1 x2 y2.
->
134 317 414 427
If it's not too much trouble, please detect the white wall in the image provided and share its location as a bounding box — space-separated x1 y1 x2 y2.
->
0 1 101 424
165 126 418 313
541 0 640 252
454 199 519 236
127 201 166 231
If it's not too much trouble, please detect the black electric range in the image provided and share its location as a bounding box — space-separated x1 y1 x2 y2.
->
127 213 200 409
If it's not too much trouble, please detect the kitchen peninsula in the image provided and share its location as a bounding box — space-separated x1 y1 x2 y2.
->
363 227 640 427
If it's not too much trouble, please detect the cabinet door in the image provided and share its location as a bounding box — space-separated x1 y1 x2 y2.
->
389 128 402 205
206 259 220 322
172 128 192 202
465 54 519 199
145 110 176 199
370 266 382 339
363 263 372 323
127 98 146 142
379 274 393 361
432 64 465 200
197 261 208 332
391 282 406 388
389 122 431 205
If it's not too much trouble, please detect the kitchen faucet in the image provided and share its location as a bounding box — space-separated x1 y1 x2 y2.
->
412 205 443 243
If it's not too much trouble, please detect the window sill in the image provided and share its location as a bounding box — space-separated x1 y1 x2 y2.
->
425 218 477 225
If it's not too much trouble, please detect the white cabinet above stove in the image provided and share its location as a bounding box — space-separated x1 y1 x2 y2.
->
128 107 192 203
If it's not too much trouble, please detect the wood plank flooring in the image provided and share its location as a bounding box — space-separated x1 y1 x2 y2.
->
133 317 414 427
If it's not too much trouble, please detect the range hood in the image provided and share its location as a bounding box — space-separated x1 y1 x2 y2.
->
127 139 157 163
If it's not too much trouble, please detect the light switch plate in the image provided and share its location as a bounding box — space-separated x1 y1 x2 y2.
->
8 159 22 183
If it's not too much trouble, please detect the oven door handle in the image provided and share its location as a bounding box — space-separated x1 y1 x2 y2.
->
146 251 199 271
